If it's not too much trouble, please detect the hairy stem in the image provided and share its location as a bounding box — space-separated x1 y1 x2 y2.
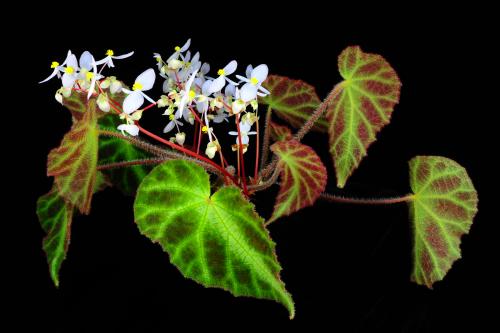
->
259 105 273 171
319 193 415 205
97 158 165 171
294 83 343 141
254 114 260 183
98 130 168 157
248 162 282 192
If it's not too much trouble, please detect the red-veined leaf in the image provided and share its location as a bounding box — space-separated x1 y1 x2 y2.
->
269 121 293 142
409 156 478 288
327 46 401 188
269 140 327 223
260 75 327 132
47 100 99 214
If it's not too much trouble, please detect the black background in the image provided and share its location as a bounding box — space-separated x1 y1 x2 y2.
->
9 6 496 332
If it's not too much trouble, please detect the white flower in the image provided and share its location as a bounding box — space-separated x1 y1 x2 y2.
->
167 38 191 62
61 54 79 88
175 68 198 119
153 53 163 70
231 87 246 114
237 64 270 102
117 124 140 136
209 60 238 94
39 50 72 84
229 121 257 145
122 68 156 114
212 109 229 123
195 79 213 114
95 49 134 68
164 114 184 133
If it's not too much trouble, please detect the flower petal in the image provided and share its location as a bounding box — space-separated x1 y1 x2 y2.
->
136 68 156 91
241 135 249 145
123 91 144 114
163 120 176 133
209 75 226 94
140 91 156 104
113 51 134 59
201 63 210 75
224 60 238 75
87 59 97 100
245 64 253 78
39 69 58 84
118 124 140 136
180 38 191 52
240 83 257 102
251 64 268 83
79 51 94 70
201 80 212 95
224 83 236 97
61 73 76 88
66 54 78 70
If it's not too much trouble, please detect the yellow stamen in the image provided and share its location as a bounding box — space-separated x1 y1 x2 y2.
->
217 69 225 76
65 66 74 74
250 77 259 85
106 49 114 56
169 114 175 120
132 82 143 91
86 72 94 81
156 56 162 63
175 46 181 52
188 90 196 99
51 61 59 69
202 126 208 133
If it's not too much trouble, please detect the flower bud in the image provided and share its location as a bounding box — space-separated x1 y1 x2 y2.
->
205 141 219 159
176 132 186 146
97 93 111 112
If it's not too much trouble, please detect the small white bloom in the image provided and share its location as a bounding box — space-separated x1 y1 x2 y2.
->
212 109 229 123
122 68 156 114
229 121 257 145
39 50 72 84
237 64 270 101
164 114 184 133
95 49 134 68
167 38 191 62
209 60 238 94
117 124 140 136
61 54 79 88
175 68 198 119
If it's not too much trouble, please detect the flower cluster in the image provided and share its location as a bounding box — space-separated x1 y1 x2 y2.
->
39 39 270 160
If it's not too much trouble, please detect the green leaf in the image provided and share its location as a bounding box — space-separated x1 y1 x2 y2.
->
260 75 327 132
134 160 295 318
409 156 478 288
36 188 74 287
327 46 402 188
269 140 327 223
98 114 153 195
37 172 109 287
47 99 99 214
269 121 293 142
